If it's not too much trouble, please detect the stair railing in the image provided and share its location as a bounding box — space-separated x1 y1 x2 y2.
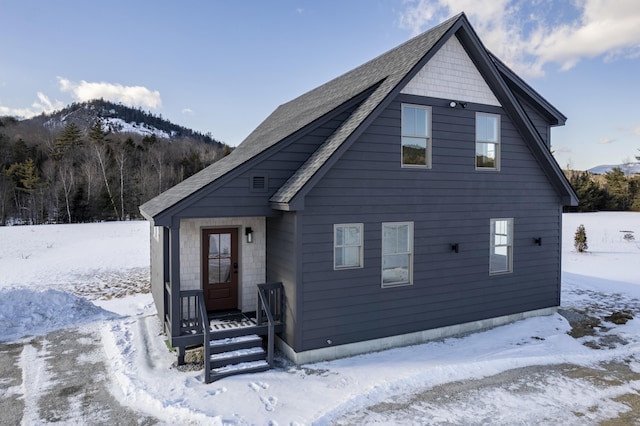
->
196 291 212 383
256 282 284 367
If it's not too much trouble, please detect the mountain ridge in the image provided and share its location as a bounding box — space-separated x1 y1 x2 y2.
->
8 98 224 147
587 162 640 176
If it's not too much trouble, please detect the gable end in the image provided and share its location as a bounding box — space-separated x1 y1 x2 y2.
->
401 35 501 107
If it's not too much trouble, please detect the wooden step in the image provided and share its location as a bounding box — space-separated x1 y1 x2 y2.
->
209 334 263 353
210 360 270 381
210 347 266 369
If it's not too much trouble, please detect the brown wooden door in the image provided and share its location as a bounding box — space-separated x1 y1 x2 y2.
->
202 228 238 311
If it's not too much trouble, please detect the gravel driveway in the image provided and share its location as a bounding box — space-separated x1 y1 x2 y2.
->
0 326 158 425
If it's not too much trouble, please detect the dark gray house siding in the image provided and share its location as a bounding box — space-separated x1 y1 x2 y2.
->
266 211 301 348
295 93 564 352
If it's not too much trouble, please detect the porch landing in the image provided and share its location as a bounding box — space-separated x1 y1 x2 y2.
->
207 311 258 332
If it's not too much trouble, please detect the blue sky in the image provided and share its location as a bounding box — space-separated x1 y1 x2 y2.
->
1 0 639 170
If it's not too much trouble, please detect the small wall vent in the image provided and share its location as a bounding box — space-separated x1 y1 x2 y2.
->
250 174 268 192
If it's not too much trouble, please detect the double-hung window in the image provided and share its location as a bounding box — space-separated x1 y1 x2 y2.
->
334 224 363 269
476 113 500 170
401 104 431 167
382 222 413 287
490 218 513 274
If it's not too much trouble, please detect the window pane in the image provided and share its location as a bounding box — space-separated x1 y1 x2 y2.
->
208 233 231 283
402 137 427 166
476 142 496 168
490 251 509 272
336 246 360 268
344 226 360 245
402 106 427 137
383 225 398 255
336 227 345 246
477 115 497 142
397 224 409 252
336 225 360 247
382 254 409 284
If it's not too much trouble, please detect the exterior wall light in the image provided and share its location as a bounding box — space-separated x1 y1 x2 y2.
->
449 101 467 108
535 237 542 246
451 243 459 253
245 227 254 243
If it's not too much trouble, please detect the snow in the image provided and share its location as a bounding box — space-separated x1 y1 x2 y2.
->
102 117 172 139
0 213 639 424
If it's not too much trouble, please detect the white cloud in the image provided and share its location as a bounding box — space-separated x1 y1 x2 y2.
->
181 108 194 115
58 78 162 109
598 137 616 144
398 0 640 78
0 93 64 118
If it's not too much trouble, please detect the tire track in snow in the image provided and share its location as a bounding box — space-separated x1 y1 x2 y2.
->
20 339 51 425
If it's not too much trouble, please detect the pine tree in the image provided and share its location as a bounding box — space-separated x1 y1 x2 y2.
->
574 224 588 253
52 122 82 160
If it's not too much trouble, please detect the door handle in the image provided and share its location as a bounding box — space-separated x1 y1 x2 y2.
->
233 262 238 270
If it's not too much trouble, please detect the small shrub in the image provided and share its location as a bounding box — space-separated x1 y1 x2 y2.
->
623 232 635 242
574 224 588 253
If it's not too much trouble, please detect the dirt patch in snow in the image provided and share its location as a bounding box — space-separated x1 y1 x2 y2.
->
68 267 150 300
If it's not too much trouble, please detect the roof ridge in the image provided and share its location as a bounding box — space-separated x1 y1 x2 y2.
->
269 15 463 207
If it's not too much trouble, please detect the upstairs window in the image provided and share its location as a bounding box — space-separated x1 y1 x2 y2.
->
382 222 413 287
334 224 363 269
476 113 500 170
402 104 431 168
490 218 513 274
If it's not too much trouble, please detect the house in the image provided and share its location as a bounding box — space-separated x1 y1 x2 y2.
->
140 13 578 382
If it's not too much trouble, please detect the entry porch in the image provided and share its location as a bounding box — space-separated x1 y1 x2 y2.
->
166 282 284 383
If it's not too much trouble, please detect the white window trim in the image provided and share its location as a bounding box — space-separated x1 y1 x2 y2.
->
334 223 364 270
490 218 513 275
475 112 501 171
401 104 432 169
381 221 414 287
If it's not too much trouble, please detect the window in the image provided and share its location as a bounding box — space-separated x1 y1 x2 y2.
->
402 104 431 167
490 218 513 274
382 222 413 286
334 224 363 269
476 113 500 169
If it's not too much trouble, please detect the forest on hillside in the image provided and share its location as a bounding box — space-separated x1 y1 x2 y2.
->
565 168 640 212
0 110 228 225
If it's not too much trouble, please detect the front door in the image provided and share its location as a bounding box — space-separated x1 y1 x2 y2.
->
202 228 238 312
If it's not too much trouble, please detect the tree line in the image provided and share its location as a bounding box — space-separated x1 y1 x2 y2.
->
0 118 227 225
564 167 640 212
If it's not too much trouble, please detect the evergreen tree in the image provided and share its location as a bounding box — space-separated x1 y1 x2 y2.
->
52 123 82 160
603 168 632 210
574 224 588 253
566 171 606 212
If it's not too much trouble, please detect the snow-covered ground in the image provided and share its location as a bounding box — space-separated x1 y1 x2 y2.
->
0 212 639 424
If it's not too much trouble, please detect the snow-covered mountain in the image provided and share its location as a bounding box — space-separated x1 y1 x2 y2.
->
28 98 220 144
100 117 174 139
588 162 640 176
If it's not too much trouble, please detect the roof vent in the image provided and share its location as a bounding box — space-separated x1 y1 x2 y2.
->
250 174 268 192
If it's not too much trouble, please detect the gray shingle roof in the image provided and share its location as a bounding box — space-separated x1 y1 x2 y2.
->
140 14 461 220
270 16 459 205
